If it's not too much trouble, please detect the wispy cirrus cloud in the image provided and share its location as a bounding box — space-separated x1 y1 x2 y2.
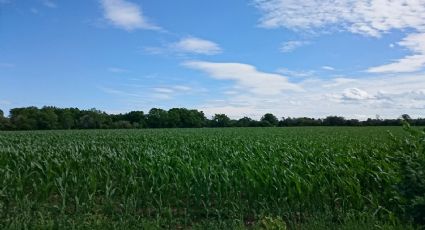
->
280 40 310 53
275 68 315 78
153 88 174 94
100 0 160 31
99 84 196 103
172 37 222 55
322 66 335 71
144 37 222 56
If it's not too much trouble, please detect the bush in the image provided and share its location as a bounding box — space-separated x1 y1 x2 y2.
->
390 122 425 225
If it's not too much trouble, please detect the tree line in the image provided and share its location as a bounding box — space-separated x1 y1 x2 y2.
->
0 106 424 131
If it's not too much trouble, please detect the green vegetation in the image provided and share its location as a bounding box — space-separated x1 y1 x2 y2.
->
0 126 424 229
2 106 425 131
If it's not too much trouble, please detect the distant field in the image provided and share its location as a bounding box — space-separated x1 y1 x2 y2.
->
0 127 420 229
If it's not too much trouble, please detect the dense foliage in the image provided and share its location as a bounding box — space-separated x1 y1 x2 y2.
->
390 123 425 225
1 106 425 130
0 127 424 228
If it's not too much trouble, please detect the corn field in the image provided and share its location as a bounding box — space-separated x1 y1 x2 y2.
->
0 127 422 229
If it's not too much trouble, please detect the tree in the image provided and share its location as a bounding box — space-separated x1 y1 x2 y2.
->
236 117 254 127
212 114 231 127
323 116 346 126
77 109 111 129
78 114 97 129
124 111 145 128
0 109 11 130
261 113 279 126
147 108 168 128
58 109 76 129
401 114 412 122
10 107 39 130
167 108 182 128
37 107 58 130
112 120 132 129
181 109 206 128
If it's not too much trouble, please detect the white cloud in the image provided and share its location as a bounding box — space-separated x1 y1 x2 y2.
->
367 54 425 73
280 41 309 53
99 68 425 119
341 88 374 101
254 0 425 73
196 72 425 119
367 33 425 73
100 0 160 30
183 61 302 96
254 0 425 37
322 66 335 71
172 37 222 55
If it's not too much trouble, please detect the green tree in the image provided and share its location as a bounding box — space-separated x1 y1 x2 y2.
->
212 114 231 127
180 109 206 128
77 109 111 129
58 109 75 129
236 117 254 127
147 108 168 128
261 113 279 126
167 108 182 128
78 114 97 129
10 107 39 130
124 111 145 128
112 120 133 129
0 109 10 130
323 116 346 126
401 114 412 122
38 107 58 130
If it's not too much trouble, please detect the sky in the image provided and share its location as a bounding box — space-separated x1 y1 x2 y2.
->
1 0 425 119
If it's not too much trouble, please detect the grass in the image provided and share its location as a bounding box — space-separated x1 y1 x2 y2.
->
0 127 422 229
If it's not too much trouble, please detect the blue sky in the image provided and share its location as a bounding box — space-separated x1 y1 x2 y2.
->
1 0 425 119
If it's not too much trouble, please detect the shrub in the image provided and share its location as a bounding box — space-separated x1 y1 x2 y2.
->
390 122 425 225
